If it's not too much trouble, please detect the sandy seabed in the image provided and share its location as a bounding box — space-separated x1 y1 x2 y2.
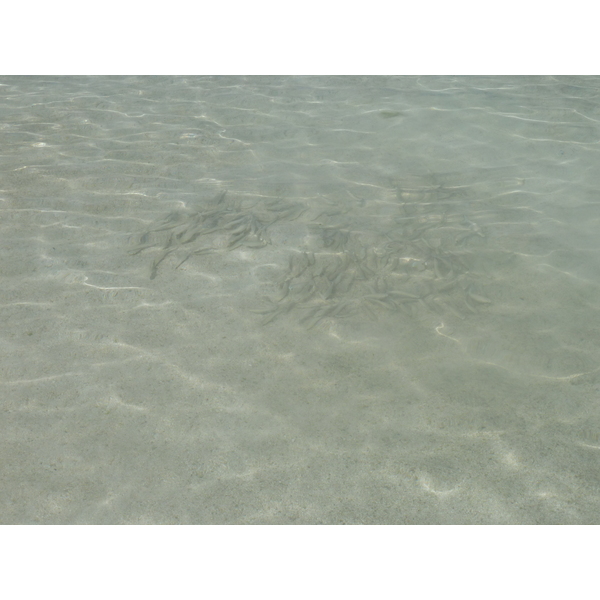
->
1 76 600 524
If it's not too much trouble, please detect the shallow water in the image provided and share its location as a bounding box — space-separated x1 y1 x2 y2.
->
1 76 600 524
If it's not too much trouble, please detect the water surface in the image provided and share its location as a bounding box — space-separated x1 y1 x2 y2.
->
1 76 599 523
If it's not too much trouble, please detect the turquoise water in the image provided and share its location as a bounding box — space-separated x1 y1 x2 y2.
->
1 76 599 523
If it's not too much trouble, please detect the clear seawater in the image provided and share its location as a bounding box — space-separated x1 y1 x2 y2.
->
1 76 600 524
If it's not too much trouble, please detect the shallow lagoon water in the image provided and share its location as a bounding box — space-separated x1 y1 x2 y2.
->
1 76 600 524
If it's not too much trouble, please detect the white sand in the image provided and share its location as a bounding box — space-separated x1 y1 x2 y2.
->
1 76 600 524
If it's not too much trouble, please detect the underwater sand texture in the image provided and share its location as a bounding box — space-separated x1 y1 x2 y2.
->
3 76 600 525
